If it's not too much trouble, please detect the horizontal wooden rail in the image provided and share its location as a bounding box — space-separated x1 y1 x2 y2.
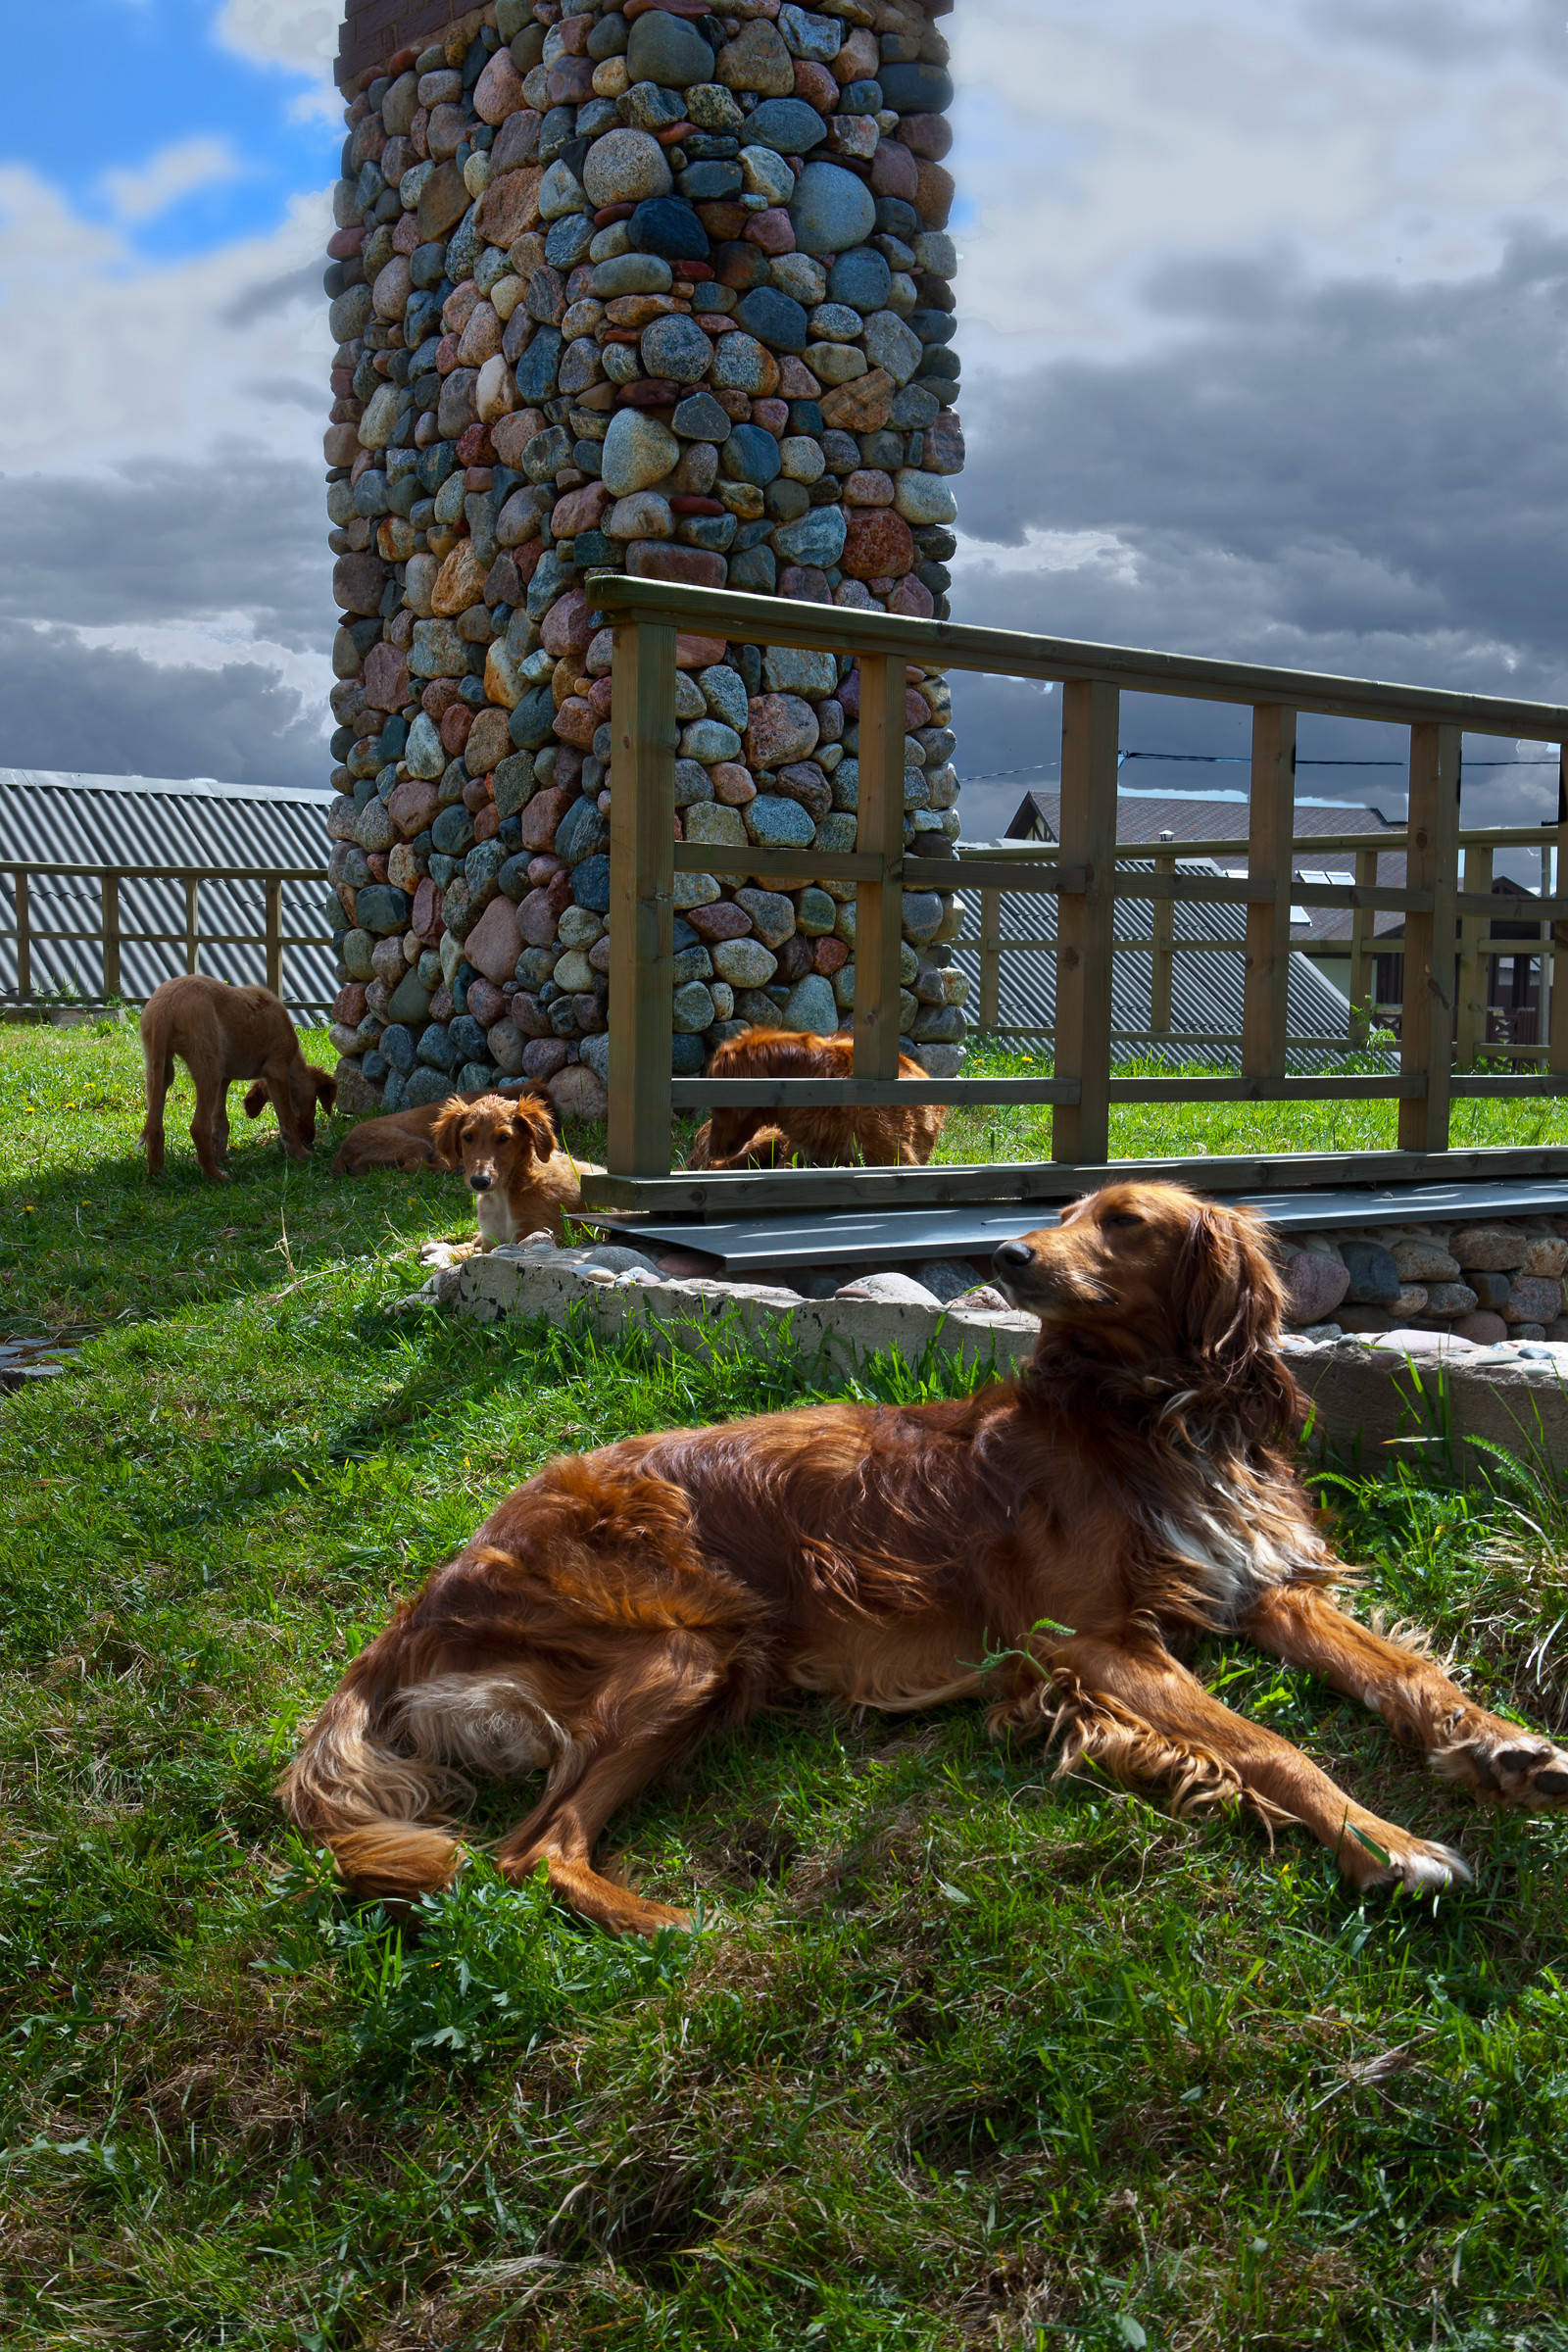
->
671 1077 1080 1108
592 577 1568 739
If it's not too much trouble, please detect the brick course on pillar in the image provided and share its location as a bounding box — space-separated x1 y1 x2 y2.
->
323 0 966 1119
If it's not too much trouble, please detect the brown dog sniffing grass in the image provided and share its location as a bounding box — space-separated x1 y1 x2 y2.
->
140 975 336 1182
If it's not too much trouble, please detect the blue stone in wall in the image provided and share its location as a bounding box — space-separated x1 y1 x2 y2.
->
416 1021 456 1070
432 804 475 856
628 196 710 262
449 1013 488 1063
510 685 559 751
573 854 612 914
877 60 955 112
555 795 611 865
514 326 564 402
355 884 411 935
406 1065 459 1107
734 285 808 353
745 98 827 154
380 1022 417 1073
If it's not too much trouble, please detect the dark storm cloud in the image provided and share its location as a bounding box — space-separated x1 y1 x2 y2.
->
0 451 331 651
0 619 329 794
950 231 1568 832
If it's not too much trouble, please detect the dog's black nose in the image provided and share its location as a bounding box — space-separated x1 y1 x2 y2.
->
469 1173 492 1192
993 1240 1033 1274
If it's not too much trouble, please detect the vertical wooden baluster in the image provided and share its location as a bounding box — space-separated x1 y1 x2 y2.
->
853 651 906 1083
1150 852 1174 1036
1454 841 1492 1071
1397 721 1461 1153
15 870 30 1003
1242 704 1297 1082
265 875 283 999
1349 846 1376 1047
979 883 1001 1034
101 870 122 1004
184 875 200 976
1551 749 1568 1084
608 615 677 1180
1051 679 1118 1163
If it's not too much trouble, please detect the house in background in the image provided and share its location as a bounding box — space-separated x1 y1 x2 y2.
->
0 770 335 1017
997 788 1550 1051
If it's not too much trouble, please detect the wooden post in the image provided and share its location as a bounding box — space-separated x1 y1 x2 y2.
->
1242 705 1297 1080
1396 721 1461 1153
1348 846 1376 1046
184 875 200 976
1150 852 1174 1035
101 870 122 1004
1051 679 1119 1162
15 870 30 1002
265 874 283 999
607 615 677 1178
1551 749 1568 1081
978 884 1001 1033
1454 841 1492 1070
852 652 906 1082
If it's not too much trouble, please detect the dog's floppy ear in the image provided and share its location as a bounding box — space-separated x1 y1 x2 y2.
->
314 1069 338 1113
510 1091 558 1164
242 1079 270 1119
429 1098 468 1168
1176 1200 1284 1368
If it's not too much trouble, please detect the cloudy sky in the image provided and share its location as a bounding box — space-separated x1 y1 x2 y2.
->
1 0 1564 840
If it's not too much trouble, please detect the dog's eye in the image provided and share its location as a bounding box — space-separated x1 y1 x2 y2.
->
1102 1213 1143 1229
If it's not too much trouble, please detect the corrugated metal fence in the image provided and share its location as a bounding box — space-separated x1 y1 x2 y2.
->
0 770 335 1018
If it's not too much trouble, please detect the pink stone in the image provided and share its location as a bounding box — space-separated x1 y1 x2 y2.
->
1455 1311 1508 1344
777 565 832 603
625 542 728 587
388 777 440 839
744 692 819 767
870 139 920 200
743 207 796 254
711 761 758 805
519 786 572 852
776 356 822 399
1506 1275 1564 1324
1283 1250 1351 1326
410 876 441 939
676 631 728 667
361 638 411 712
464 896 523 986
517 889 561 948
522 1037 570 1080
555 695 599 750
333 982 368 1024
844 467 895 506
685 900 754 941
552 479 614 537
814 936 850 975
889 571 936 618
541 587 595 659
528 854 564 885
466 976 506 1027
473 47 525 124
440 702 474 758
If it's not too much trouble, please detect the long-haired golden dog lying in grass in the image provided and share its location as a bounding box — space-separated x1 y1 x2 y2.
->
280 1184 1568 1934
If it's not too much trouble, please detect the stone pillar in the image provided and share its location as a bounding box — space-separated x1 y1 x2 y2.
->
323 0 967 1121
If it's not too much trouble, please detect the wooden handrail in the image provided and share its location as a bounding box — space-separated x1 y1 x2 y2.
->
591 576 1568 739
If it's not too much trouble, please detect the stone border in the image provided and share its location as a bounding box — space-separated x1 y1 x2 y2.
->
415 1236 1568 1478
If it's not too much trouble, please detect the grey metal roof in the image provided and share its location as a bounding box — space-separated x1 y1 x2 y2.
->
0 769 335 1016
951 854 1369 1072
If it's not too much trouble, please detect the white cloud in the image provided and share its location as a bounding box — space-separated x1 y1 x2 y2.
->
950 0 1568 363
102 135 241 224
215 0 340 122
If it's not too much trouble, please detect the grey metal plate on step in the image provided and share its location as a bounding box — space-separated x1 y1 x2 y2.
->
584 1178 1568 1274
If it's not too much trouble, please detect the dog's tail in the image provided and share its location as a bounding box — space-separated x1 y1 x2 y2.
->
276 1672 466 1903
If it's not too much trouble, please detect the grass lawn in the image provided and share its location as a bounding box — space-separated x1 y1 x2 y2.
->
4 1019 1568 2350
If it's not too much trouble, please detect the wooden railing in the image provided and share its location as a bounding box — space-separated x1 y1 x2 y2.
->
0 860 332 1015
963 824 1562 1065
586 577 1568 1213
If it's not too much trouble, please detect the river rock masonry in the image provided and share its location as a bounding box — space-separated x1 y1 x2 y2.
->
323 0 965 1118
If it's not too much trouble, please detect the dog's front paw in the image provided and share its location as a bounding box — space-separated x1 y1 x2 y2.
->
418 1240 463 1269
1337 1816 1472 1895
1435 1729 1568 1809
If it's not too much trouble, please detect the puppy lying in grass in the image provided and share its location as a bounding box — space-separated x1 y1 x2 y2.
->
686 1027 947 1170
427 1089 599 1250
140 975 336 1181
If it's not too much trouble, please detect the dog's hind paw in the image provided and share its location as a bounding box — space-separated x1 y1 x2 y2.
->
1434 1729 1568 1809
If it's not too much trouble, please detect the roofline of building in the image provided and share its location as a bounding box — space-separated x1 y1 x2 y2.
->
0 768 334 807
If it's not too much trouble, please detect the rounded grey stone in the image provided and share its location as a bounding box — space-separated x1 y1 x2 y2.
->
640 313 715 384
781 974 838 1034
791 163 877 257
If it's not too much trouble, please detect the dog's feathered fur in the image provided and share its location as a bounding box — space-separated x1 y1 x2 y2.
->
140 975 336 1181
686 1027 946 1170
279 1183 1568 1933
